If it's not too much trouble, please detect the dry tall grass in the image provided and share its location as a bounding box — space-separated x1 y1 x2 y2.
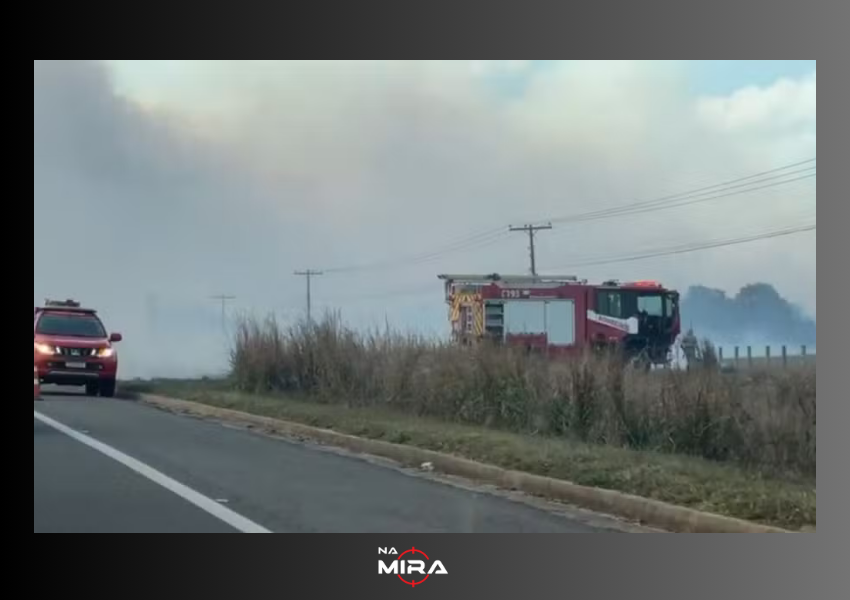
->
230 312 815 477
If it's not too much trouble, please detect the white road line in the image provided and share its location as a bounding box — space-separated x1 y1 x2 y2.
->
33 410 272 534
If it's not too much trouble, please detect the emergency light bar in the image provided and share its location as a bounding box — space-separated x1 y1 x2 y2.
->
438 274 580 283
45 299 81 307
37 299 96 314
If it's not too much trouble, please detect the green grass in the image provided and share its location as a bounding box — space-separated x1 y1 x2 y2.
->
224 313 817 478
121 378 816 530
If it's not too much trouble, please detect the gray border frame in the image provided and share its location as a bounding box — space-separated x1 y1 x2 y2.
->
36 0 838 596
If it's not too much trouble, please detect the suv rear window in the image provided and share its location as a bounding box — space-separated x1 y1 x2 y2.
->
36 313 106 338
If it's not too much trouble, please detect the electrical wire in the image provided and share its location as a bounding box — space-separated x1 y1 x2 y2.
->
552 223 817 269
546 170 815 227
327 222 816 302
320 157 815 275
323 227 509 274
544 159 816 225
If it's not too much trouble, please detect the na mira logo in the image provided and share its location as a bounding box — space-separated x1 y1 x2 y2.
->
378 547 448 587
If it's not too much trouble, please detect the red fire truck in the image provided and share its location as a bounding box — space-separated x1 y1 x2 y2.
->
439 273 681 367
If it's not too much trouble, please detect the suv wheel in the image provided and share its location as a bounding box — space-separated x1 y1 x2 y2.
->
99 379 116 398
85 382 99 397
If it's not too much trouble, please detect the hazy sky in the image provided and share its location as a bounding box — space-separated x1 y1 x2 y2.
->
33 60 816 377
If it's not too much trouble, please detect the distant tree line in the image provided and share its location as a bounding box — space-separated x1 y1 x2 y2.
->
680 283 816 347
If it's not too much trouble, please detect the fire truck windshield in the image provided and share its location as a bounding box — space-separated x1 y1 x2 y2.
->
637 295 664 317
597 290 675 319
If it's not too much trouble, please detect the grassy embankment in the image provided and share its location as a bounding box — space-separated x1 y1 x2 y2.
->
122 313 816 529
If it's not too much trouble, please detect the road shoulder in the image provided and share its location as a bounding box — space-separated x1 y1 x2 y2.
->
138 392 799 533
37 393 635 533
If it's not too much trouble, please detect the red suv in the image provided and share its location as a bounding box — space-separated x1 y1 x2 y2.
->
34 300 123 397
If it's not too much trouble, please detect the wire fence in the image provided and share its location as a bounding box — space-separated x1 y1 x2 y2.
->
667 342 816 370
715 344 816 369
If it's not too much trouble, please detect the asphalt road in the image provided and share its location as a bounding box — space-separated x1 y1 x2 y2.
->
34 391 638 533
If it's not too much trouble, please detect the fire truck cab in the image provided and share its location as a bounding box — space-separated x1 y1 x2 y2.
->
439 273 681 366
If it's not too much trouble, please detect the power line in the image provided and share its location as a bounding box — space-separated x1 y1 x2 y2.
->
319 157 815 276
360 229 508 270
552 222 816 270
355 167 814 273
545 158 816 226
546 169 815 227
323 221 816 303
425 165 814 263
324 282 439 304
294 270 323 323
209 294 236 333
509 222 552 275
323 227 509 275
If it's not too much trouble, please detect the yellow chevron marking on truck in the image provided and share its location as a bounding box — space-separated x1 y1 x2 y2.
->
450 292 483 334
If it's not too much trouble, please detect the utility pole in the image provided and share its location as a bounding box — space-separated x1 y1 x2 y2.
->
509 223 552 276
294 270 323 323
210 294 236 333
